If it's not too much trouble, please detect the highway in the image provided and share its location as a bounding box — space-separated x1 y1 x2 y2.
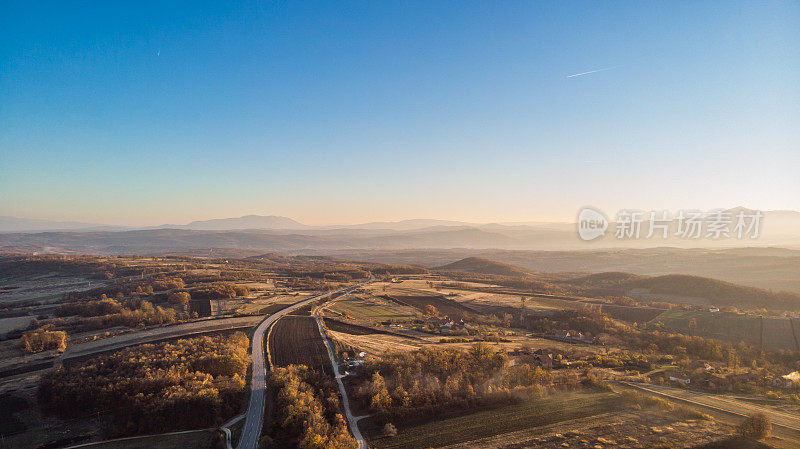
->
0 315 264 380
62 315 263 361
236 278 372 449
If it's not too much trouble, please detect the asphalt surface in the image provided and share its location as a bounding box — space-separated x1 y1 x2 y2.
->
314 296 368 449
0 315 264 379
63 315 263 360
236 279 371 449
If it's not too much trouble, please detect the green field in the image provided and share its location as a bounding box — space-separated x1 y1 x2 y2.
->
369 391 618 449
329 296 419 323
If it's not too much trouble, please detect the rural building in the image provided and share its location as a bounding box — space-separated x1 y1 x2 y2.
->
532 349 553 368
669 376 691 385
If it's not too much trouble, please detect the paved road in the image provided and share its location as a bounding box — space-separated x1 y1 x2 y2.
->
0 315 264 378
622 382 800 439
236 279 371 449
63 315 263 360
314 296 368 449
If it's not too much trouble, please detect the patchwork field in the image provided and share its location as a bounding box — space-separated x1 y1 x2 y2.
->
651 310 799 351
651 310 763 347
327 295 420 323
232 293 312 315
327 329 423 354
386 295 482 320
600 303 665 323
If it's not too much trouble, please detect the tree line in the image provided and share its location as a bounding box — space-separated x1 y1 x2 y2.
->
37 333 249 437
264 364 357 449
351 345 552 426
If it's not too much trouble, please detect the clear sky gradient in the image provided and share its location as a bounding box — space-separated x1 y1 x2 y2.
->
1 1 798 226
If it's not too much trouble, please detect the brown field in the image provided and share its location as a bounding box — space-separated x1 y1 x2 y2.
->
268 315 331 375
600 304 665 323
386 295 482 320
326 329 423 355
257 302 293 316
232 293 311 315
762 317 800 352
324 317 390 335
366 391 730 449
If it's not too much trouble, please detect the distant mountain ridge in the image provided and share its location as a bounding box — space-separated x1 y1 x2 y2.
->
2 210 799 253
181 215 307 230
3 209 799 233
0 216 127 233
566 271 800 311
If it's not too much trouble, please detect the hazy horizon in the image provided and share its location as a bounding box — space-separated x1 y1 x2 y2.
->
4 206 800 229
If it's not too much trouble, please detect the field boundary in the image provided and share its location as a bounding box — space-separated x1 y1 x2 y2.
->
61 428 214 449
619 382 800 435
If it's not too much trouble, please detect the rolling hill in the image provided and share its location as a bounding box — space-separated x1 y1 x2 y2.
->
436 257 531 277
567 272 800 311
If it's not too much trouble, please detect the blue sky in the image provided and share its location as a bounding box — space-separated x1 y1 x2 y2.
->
1 1 798 225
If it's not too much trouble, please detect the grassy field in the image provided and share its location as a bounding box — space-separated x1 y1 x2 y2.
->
369 391 618 449
328 295 420 323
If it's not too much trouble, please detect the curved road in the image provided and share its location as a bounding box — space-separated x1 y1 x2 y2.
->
0 315 264 380
236 278 372 449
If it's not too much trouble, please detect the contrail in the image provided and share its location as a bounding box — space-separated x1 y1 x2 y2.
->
567 66 616 78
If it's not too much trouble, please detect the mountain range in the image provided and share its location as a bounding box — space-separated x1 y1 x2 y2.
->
1 209 799 256
3 209 798 233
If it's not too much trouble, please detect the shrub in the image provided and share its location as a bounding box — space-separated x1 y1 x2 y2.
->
193 283 237 300
151 277 185 291
21 329 67 354
764 390 779 400
383 423 398 437
738 413 771 439
424 304 438 317
168 291 191 305
55 298 123 317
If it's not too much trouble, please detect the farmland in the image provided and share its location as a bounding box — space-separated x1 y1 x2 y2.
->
2 254 799 449
327 294 421 323
366 391 727 449
268 314 332 375
386 295 482 320
762 317 800 352
651 310 800 351
72 429 216 449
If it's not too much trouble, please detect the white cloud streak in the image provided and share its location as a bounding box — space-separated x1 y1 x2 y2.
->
566 66 616 78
